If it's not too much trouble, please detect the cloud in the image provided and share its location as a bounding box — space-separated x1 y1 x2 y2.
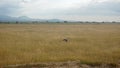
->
65 1 120 16
19 0 120 17
20 0 87 16
0 0 120 21
0 0 21 16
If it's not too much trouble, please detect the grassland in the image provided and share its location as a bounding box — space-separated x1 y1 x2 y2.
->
0 24 120 66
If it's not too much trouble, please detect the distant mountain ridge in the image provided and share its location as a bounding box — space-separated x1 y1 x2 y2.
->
0 15 64 22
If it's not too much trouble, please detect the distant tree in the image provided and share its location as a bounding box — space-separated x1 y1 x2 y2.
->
79 21 83 23
16 21 19 24
86 21 89 23
64 21 67 23
92 21 95 24
112 21 116 23
32 21 37 24
32 21 35 24
56 21 60 23
46 21 49 23
102 21 104 23
6 22 10 24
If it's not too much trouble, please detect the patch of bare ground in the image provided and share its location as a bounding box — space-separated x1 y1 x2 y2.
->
1 61 120 68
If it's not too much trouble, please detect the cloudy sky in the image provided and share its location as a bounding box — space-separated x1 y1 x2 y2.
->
0 0 120 21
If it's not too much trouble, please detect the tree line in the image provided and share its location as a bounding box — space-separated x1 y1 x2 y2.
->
0 21 120 24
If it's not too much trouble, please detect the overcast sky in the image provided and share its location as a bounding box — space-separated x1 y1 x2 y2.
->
0 0 120 21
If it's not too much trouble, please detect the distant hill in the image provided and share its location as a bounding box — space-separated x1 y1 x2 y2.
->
0 15 64 23
1 15 119 24
0 15 16 22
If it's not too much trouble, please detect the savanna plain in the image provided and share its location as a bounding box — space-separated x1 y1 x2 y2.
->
0 24 120 67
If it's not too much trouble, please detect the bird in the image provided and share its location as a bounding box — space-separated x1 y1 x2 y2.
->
63 38 68 42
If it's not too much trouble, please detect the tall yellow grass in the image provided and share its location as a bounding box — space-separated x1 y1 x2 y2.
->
0 24 120 66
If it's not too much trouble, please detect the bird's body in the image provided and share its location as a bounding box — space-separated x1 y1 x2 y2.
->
63 39 68 42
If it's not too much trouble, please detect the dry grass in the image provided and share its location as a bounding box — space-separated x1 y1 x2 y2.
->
0 24 120 66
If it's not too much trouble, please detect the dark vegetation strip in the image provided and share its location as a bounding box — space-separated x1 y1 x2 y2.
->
2 61 120 68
